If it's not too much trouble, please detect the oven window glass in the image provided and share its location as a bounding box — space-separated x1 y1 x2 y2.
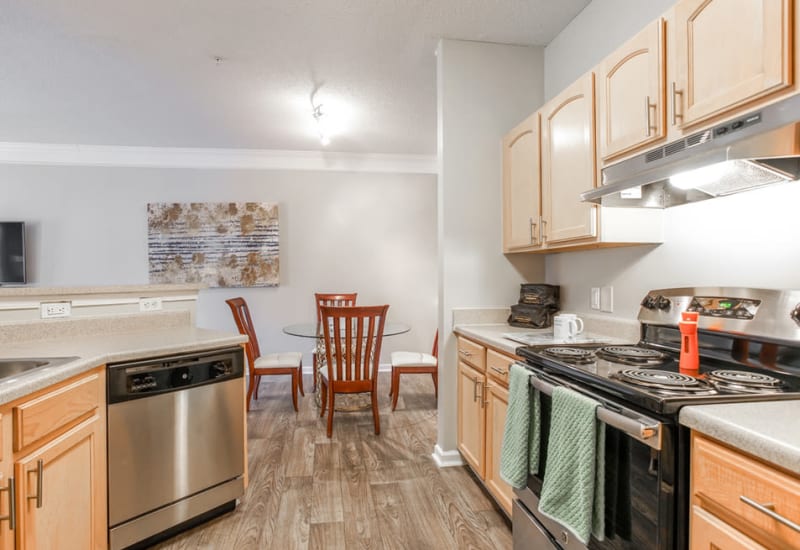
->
530 392 668 549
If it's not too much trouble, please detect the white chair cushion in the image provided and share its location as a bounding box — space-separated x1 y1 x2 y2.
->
255 352 302 369
391 351 437 368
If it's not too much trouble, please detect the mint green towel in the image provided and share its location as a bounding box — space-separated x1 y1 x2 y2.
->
538 387 605 544
499 364 541 488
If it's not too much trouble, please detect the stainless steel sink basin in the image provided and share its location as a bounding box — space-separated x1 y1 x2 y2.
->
0 357 79 380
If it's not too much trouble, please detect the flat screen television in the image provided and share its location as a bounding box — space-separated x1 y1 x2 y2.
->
0 222 26 285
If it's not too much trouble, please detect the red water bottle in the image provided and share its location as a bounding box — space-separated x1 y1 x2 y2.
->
679 311 699 372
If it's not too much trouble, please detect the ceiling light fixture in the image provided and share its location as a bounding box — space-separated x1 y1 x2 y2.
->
312 104 331 146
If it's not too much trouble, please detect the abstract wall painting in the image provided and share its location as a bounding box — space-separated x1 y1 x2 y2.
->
148 202 280 288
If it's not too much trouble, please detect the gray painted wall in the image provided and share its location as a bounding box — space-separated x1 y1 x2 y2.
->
0 165 437 361
437 39 546 455
543 0 800 318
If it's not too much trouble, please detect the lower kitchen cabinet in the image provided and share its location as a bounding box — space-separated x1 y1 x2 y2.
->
456 336 516 516
0 367 107 550
457 361 486 477
690 432 800 549
484 382 512 515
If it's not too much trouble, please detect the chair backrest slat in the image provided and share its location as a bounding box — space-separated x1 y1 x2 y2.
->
320 304 388 385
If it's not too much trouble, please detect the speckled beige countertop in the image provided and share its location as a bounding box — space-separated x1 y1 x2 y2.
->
680 401 800 475
0 326 246 405
453 323 629 356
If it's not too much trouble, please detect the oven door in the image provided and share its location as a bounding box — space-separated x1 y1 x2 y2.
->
513 364 677 550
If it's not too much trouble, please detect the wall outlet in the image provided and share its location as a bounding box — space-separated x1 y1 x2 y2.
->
590 287 601 310
40 301 71 319
600 286 614 313
139 297 163 312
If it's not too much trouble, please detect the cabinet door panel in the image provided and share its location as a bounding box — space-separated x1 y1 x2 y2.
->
599 19 665 160
503 113 541 251
485 383 512 516
15 415 106 550
674 0 792 127
541 74 597 244
457 362 485 477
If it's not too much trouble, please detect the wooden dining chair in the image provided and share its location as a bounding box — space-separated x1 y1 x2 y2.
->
318 304 389 438
389 330 438 411
226 297 304 412
312 292 357 391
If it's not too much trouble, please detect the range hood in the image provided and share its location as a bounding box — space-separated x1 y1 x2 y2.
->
582 93 800 208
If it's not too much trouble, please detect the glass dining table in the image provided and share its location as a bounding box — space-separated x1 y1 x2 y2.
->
282 321 410 410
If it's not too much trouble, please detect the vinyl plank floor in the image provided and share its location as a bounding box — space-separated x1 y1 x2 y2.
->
152 373 511 550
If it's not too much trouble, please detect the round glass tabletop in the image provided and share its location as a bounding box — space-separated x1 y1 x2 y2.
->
282 322 410 338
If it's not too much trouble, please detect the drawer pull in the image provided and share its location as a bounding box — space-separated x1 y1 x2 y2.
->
472 376 480 402
740 495 800 533
459 349 473 357
490 366 508 376
0 478 16 530
27 460 43 509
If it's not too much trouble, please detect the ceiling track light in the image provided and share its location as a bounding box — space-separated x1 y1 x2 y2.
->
312 104 331 146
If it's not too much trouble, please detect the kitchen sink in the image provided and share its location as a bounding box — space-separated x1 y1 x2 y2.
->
0 357 79 381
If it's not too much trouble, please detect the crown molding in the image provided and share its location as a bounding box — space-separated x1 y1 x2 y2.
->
0 142 438 174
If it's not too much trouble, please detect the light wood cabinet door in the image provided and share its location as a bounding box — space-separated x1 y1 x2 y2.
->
672 0 792 129
15 414 106 550
541 73 598 245
484 383 512 516
598 19 665 161
457 361 485 478
0 414 13 550
502 112 542 251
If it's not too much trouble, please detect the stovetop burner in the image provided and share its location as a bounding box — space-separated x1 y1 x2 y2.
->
539 346 596 365
613 369 716 395
707 369 785 394
596 345 669 366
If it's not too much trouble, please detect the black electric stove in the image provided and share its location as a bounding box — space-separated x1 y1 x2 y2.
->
512 287 800 550
517 287 800 415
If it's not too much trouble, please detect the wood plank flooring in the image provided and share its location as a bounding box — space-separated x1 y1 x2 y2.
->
153 373 512 550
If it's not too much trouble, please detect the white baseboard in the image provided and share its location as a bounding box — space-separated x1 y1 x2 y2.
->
431 444 464 468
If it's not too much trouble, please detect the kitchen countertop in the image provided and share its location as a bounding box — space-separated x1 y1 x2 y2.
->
453 324 545 356
680 400 800 475
0 326 246 405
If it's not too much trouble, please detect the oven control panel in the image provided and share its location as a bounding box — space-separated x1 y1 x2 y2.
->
686 296 761 320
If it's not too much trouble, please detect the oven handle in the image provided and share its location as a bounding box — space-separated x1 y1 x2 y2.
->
529 373 663 450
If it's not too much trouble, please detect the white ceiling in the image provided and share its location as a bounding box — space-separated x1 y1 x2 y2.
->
1 0 590 155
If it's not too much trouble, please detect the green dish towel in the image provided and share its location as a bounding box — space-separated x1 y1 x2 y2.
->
538 386 605 544
499 364 541 488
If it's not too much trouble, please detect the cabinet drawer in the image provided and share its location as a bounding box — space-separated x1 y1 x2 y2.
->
486 349 515 387
457 337 486 372
692 433 800 548
13 372 101 452
691 505 766 550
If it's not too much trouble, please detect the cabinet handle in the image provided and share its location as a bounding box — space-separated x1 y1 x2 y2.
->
541 219 547 243
671 82 683 126
472 376 480 402
529 218 537 244
0 478 16 530
459 349 472 357
740 496 800 533
490 366 508 376
482 382 490 408
645 95 652 137
478 380 486 408
27 459 43 509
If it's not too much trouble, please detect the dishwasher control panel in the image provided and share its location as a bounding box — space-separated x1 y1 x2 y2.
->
107 347 244 403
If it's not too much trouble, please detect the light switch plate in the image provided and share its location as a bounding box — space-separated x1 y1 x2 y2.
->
590 288 601 310
600 286 614 313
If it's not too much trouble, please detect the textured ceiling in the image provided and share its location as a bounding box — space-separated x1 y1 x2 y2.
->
0 0 590 154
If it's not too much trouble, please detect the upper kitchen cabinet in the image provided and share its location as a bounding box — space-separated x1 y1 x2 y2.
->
597 19 666 162
502 113 542 252
671 0 793 129
541 73 598 245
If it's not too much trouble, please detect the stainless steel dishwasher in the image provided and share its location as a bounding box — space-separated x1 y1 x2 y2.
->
107 347 245 550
